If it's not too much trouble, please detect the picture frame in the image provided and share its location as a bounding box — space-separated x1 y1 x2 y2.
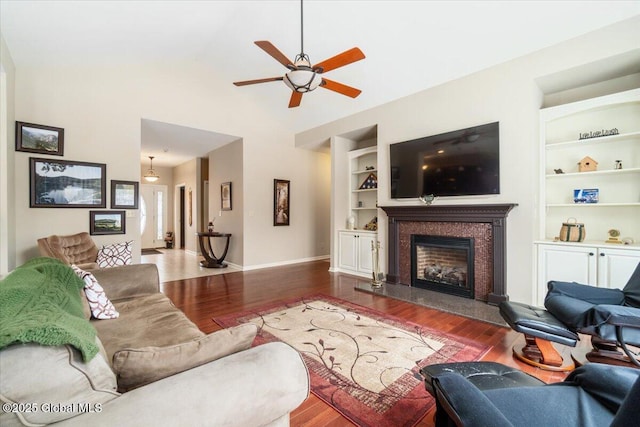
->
30 157 106 208
111 180 139 209
221 182 232 211
16 121 64 156
273 179 290 226
90 210 126 235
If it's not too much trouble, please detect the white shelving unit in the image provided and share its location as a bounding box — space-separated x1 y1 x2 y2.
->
348 146 378 230
535 88 640 304
539 88 640 243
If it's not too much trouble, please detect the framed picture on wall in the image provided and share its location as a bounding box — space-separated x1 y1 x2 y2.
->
16 121 65 156
221 182 232 211
90 210 126 235
273 179 290 226
30 157 106 208
111 180 139 209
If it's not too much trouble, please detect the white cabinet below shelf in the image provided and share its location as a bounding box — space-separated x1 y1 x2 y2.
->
535 242 640 306
338 230 377 278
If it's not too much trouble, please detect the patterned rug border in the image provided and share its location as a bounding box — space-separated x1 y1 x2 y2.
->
213 294 490 427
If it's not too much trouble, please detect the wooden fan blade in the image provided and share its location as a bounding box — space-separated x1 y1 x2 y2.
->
233 77 283 86
255 41 294 68
320 78 362 98
288 91 303 108
313 47 365 73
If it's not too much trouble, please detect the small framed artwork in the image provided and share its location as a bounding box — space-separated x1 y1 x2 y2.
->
90 210 126 235
16 121 64 156
30 157 106 208
111 180 139 209
273 179 290 226
221 182 232 211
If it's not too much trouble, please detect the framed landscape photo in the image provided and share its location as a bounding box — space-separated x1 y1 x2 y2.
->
30 157 106 208
90 210 125 235
273 179 290 226
221 182 232 211
16 121 64 156
111 180 139 209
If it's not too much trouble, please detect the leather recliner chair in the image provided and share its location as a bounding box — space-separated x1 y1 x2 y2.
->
544 261 640 366
424 362 639 427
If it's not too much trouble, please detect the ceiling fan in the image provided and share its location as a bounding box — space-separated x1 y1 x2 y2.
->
233 0 365 108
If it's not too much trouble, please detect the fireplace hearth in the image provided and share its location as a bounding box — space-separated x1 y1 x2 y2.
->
411 235 474 298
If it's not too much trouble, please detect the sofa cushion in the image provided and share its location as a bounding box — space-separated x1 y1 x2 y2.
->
0 340 119 426
92 293 205 363
71 264 119 319
96 241 133 268
112 323 258 392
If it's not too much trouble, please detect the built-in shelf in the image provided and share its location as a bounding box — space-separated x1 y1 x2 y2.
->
546 203 640 207
352 168 377 175
538 88 640 257
546 167 640 178
352 188 377 193
352 207 378 211
546 130 640 149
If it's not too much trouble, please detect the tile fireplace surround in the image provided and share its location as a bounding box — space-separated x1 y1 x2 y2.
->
380 204 517 305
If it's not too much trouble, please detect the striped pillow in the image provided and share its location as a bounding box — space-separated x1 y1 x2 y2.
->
96 241 133 268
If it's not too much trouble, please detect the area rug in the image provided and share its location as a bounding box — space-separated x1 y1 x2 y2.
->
141 248 163 255
214 295 490 427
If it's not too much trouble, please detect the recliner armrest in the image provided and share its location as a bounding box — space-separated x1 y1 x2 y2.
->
589 304 640 328
565 363 640 413
546 281 625 305
433 373 513 427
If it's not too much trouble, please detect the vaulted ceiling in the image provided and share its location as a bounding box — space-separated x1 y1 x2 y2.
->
2 1 638 166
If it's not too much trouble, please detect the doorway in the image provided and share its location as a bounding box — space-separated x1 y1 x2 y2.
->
179 186 186 249
141 184 168 249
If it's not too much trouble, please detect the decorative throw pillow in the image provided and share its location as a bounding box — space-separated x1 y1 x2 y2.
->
96 241 133 268
71 265 119 319
112 323 258 392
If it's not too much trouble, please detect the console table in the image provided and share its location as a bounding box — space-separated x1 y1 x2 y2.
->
196 231 232 268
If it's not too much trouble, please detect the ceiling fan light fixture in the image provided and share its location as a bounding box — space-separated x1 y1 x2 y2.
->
144 156 160 182
284 68 322 93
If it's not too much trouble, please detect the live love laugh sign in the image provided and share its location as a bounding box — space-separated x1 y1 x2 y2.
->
579 127 619 140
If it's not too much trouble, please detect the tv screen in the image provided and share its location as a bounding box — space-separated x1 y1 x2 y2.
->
390 122 500 198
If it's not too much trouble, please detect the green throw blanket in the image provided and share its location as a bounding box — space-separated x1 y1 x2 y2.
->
0 257 98 361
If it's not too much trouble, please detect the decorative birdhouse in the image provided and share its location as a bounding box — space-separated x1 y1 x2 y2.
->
578 156 598 172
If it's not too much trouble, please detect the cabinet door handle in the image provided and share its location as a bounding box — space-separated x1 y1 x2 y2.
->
589 252 594 256
600 252 605 257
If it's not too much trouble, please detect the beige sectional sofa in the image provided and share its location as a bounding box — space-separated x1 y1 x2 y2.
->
0 261 309 426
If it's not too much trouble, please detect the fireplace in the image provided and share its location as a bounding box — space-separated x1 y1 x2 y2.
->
411 235 474 298
381 204 517 304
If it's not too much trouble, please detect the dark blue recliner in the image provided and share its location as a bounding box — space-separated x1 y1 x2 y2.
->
545 261 640 366
427 362 640 427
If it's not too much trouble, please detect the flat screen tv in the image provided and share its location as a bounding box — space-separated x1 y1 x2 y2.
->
390 122 500 198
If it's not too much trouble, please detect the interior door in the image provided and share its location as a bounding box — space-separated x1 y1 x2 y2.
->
141 184 168 249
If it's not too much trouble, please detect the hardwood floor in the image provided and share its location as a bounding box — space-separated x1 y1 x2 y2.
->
161 260 584 426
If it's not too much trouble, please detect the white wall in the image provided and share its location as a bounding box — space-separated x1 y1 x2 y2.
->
7 56 331 269
173 158 201 254
0 34 16 276
208 140 243 265
241 134 331 268
297 17 640 304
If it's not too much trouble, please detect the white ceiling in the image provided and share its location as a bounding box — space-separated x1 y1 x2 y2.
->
2 1 639 167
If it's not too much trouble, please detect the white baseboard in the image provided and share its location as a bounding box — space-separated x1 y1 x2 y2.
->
241 255 330 272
